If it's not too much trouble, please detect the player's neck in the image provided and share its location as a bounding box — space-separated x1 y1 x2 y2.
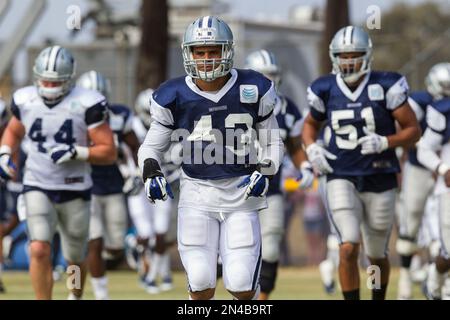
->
345 75 365 92
194 74 231 92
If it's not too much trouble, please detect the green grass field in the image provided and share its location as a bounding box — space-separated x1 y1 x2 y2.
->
0 267 426 300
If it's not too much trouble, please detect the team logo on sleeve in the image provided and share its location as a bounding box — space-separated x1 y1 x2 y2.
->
368 84 384 101
240 85 258 104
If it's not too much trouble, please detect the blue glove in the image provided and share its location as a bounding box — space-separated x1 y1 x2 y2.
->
49 145 77 164
144 176 174 203
0 151 16 182
238 171 269 200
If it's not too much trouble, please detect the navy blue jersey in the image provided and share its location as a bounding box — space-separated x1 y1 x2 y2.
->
308 71 409 176
426 97 450 142
268 96 303 196
407 91 433 167
91 104 133 195
151 68 277 180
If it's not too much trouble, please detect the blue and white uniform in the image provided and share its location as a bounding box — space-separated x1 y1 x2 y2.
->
417 98 450 259
89 104 132 249
11 85 107 262
138 68 283 292
308 71 409 258
396 91 435 256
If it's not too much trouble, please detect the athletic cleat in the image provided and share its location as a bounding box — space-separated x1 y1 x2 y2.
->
324 281 335 295
145 280 160 294
422 281 441 300
160 277 174 292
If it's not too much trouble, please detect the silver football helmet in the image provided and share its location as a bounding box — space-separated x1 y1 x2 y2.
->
33 46 76 104
76 70 111 99
134 88 154 129
181 16 234 82
245 49 281 87
329 26 373 84
425 63 450 99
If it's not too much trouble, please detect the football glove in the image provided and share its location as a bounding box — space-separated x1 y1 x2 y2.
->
306 143 337 175
357 127 389 155
238 170 269 200
297 161 314 189
0 146 16 182
144 176 173 203
142 158 173 203
49 145 89 164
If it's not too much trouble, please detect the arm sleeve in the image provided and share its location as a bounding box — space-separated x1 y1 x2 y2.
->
85 99 108 129
10 97 21 121
256 112 284 176
137 121 173 176
386 76 409 111
417 105 447 172
417 128 444 172
257 82 277 122
307 86 327 122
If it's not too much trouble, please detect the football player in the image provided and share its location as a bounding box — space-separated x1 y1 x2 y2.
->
138 16 283 300
77 70 140 300
416 62 450 299
0 46 117 300
0 97 8 292
396 63 448 299
127 88 179 294
302 26 421 300
244 49 314 300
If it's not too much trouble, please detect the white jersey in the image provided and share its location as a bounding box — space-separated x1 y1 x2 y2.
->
12 86 107 191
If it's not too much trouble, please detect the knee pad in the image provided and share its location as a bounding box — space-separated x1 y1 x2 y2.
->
259 260 278 294
225 261 253 292
187 261 215 292
429 240 441 259
396 237 418 256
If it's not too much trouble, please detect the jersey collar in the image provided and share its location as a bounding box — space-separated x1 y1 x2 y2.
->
185 69 238 103
335 72 370 102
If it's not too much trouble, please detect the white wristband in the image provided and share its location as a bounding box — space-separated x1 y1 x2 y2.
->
75 146 89 161
437 163 450 176
0 145 12 155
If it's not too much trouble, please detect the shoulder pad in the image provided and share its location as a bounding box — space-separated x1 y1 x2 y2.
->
13 86 38 106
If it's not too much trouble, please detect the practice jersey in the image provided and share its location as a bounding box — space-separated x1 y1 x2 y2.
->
407 91 433 168
423 98 450 195
151 68 277 180
308 71 408 176
91 104 133 195
267 95 303 196
11 86 107 191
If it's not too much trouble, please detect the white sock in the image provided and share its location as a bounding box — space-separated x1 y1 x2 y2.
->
91 276 109 300
146 253 162 283
159 252 171 280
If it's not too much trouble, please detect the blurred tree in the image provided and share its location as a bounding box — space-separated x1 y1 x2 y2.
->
368 2 450 90
320 0 350 75
136 0 168 93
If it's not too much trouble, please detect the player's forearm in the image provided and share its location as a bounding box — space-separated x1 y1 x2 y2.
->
87 143 117 165
301 120 319 147
137 121 172 174
1 121 24 153
123 131 140 165
386 125 421 149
